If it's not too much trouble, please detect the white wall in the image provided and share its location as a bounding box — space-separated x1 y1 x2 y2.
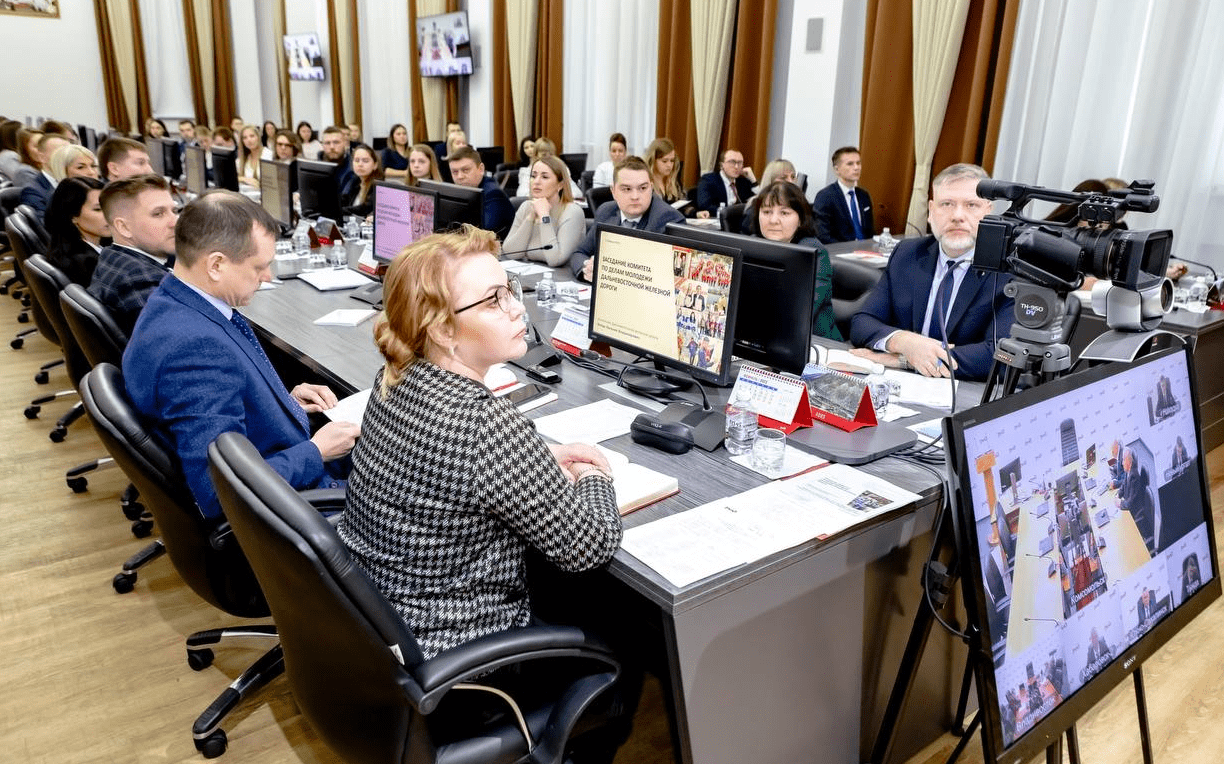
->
1 4 109 129
465 0 494 147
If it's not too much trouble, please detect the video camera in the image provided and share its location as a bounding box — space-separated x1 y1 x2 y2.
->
973 179 1174 333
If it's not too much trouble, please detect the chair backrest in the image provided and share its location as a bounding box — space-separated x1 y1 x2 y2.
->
80 364 266 617
831 258 884 339
0 186 21 218
5 215 56 336
23 254 91 386
559 152 587 179
579 169 595 194
208 432 425 763
585 185 613 214
15 204 49 248
718 202 747 233
60 283 128 369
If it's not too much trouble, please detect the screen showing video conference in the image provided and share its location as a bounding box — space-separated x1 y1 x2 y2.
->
955 348 1215 753
590 228 738 383
372 183 435 263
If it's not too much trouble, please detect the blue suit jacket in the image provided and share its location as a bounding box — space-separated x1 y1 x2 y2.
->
122 275 337 518
480 175 514 239
849 236 1014 381
568 195 687 280
18 173 54 223
695 171 754 215
812 182 874 244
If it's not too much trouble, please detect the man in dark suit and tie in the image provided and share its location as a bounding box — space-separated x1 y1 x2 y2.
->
570 155 686 281
122 191 359 519
87 175 180 336
448 145 515 239
812 146 874 244
695 149 755 217
848 163 1014 381
17 133 68 223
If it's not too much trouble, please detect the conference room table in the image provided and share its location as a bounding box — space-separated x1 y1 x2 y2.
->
242 266 980 764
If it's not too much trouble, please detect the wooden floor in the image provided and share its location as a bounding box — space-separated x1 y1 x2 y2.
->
2 279 1222 764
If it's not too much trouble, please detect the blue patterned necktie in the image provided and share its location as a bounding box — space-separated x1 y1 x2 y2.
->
848 189 864 240
229 311 310 431
928 260 963 342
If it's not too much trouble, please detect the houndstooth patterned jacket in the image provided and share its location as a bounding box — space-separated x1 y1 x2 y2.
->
337 361 622 659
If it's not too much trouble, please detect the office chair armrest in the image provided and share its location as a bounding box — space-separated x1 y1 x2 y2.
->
415 624 619 713
299 487 347 513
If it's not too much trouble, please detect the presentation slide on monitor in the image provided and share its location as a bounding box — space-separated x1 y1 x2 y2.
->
958 352 1210 747
373 186 434 262
593 230 734 374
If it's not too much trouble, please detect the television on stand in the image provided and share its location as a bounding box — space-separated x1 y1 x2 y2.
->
943 343 1219 763
416 10 473 77
283 32 326 82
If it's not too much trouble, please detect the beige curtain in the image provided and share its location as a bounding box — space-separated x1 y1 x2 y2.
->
418 0 449 139
102 0 144 132
505 0 539 144
689 0 736 173
273 0 290 127
906 0 970 233
330 0 362 126
187 0 215 125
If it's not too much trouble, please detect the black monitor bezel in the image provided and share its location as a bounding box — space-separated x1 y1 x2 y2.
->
665 223 816 375
183 145 207 195
211 147 239 192
296 158 342 222
943 343 1220 764
371 181 437 263
416 178 483 231
588 224 743 387
259 159 295 229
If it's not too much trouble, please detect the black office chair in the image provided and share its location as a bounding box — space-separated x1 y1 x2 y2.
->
208 431 625 764
718 202 747 234
579 169 595 195
20 254 88 441
831 258 884 339
495 162 519 195
80 363 344 758
0 185 21 295
15 203 50 249
585 185 613 215
559 152 588 181
5 214 47 351
510 195 530 214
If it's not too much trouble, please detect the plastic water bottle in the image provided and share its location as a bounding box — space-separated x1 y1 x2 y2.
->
879 227 897 254
724 390 758 455
1189 276 1209 307
536 272 556 307
292 229 310 258
329 240 347 269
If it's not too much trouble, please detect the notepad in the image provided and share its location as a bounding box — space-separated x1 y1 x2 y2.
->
596 446 680 515
298 268 375 291
313 308 377 326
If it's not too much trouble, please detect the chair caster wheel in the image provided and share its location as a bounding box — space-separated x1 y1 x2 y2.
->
67 476 88 493
17 311 29 323
24 405 39 419
34 371 48 384
196 730 227 758
11 338 23 349
113 572 136 593
49 427 67 443
131 519 154 538
187 648 215 671
122 502 145 521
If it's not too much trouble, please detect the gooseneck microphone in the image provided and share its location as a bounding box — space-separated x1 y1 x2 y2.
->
499 243 554 259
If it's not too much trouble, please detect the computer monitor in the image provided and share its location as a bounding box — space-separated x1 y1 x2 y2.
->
416 179 483 231
156 137 182 181
296 159 342 221
372 136 388 152
259 159 295 229
665 223 816 375
589 225 742 391
145 137 164 177
77 125 97 152
371 182 437 264
944 345 1219 764
211 147 239 192
184 145 207 195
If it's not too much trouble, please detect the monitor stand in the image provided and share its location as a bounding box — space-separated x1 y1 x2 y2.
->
618 361 692 397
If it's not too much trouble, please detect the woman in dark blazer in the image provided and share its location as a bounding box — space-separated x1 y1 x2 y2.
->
45 177 109 286
750 180 841 340
339 144 383 219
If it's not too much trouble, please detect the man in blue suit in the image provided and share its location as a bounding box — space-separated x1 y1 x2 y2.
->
17 133 68 223
849 163 1013 381
448 145 514 239
569 156 686 281
123 190 359 519
695 149 755 216
812 146 874 244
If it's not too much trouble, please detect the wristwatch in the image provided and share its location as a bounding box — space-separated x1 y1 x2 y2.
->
540 215 551 224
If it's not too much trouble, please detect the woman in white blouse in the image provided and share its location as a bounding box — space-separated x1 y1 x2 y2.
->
501 154 585 268
591 132 627 188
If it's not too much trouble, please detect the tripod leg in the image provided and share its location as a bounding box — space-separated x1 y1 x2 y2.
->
1134 668 1155 764
951 656 975 735
945 711 980 764
1066 724 1081 764
1045 735 1063 764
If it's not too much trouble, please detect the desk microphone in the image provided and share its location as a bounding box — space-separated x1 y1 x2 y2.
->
500 243 554 259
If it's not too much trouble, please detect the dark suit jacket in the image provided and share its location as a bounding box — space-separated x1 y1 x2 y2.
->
87 244 172 337
813 182 874 244
18 173 54 223
122 275 342 518
479 175 514 239
568 195 687 280
849 236 1014 381
696 171 755 215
